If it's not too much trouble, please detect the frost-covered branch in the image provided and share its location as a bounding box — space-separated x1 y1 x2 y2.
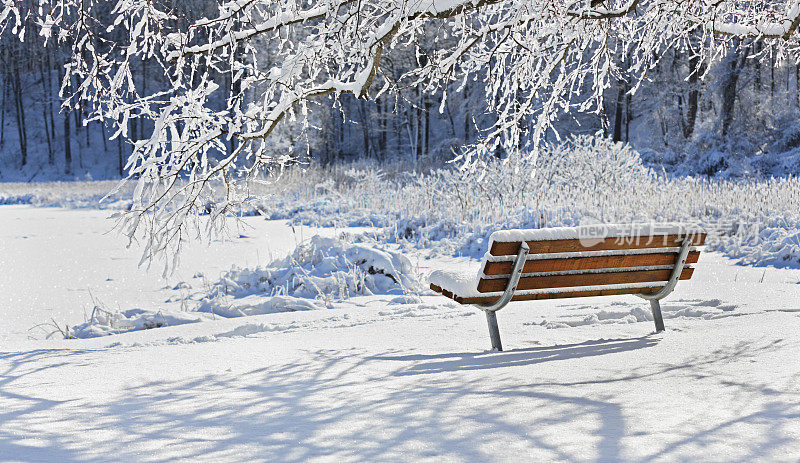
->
3 0 800 270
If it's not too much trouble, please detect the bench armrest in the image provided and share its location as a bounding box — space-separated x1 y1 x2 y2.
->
478 241 530 312
637 238 692 301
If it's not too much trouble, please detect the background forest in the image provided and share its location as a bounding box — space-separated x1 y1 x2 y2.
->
2 1 800 182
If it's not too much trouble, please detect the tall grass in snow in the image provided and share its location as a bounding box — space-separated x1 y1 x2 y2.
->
247 136 800 265
5 135 800 265
0 180 133 208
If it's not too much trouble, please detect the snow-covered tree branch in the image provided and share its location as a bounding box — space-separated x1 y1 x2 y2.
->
3 0 800 270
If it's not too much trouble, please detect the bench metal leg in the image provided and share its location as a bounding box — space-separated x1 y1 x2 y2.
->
639 238 692 333
485 310 503 351
650 299 665 332
477 242 528 352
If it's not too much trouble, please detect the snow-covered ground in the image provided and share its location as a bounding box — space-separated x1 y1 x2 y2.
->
2 205 800 461
0 206 368 343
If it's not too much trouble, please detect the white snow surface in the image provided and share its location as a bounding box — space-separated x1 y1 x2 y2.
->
3 206 800 461
0 206 362 343
62 234 419 337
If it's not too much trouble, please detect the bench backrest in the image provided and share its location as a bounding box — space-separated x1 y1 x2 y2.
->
461 225 706 304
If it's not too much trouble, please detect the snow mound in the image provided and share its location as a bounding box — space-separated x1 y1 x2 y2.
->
196 295 321 317
66 307 209 338
197 235 419 316
714 222 800 268
56 236 420 339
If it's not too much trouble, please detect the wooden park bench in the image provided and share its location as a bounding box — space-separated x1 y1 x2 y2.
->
430 224 707 351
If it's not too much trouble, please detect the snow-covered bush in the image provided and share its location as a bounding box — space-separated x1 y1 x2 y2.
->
63 307 209 339
538 135 654 190
196 235 419 316
47 235 421 338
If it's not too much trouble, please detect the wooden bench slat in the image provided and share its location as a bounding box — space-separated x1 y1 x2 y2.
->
482 251 700 276
489 233 707 256
477 267 694 293
430 283 665 305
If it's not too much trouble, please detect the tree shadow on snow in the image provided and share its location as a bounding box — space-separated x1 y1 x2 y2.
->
373 336 660 375
0 348 102 462
0 340 798 462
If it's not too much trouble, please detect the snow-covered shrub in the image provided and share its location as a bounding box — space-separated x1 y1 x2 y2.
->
537 135 654 190
529 135 656 217
196 235 419 316
679 129 759 177
65 307 208 338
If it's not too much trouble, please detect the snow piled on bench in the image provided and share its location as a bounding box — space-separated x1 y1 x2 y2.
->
489 222 704 245
429 265 482 298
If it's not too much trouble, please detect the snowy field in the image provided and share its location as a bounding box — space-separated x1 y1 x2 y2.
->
2 203 800 462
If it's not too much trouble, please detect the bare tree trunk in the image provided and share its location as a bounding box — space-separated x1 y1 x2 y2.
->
770 50 775 98
423 96 431 156
721 47 745 137
73 79 81 132
613 51 630 143
130 116 138 146
84 105 90 149
0 76 7 148
378 97 388 158
100 121 108 152
374 97 382 159
404 104 415 161
625 90 632 142
60 68 72 175
64 102 72 175
612 83 625 142
444 92 457 139
12 68 28 167
338 102 344 160
796 64 800 107
46 51 57 143
358 99 371 157
600 101 609 139
681 52 703 139
395 99 403 160
415 88 423 159
39 56 54 165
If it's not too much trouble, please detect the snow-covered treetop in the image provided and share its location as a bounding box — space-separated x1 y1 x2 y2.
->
2 0 799 271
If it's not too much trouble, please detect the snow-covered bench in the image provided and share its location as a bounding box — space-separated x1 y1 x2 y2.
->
429 224 707 351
